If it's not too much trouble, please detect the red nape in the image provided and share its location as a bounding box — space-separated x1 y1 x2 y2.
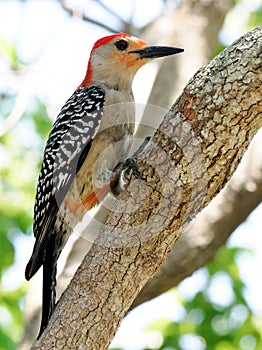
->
78 60 93 89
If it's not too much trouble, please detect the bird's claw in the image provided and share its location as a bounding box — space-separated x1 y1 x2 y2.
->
111 136 151 195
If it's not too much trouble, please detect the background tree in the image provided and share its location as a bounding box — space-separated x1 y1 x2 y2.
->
0 1 261 349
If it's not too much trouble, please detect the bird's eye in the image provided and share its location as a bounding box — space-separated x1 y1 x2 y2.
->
114 39 129 51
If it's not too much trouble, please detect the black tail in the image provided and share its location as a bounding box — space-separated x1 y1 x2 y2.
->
37 235 57 339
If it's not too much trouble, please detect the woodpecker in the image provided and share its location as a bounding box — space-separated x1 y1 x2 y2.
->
25 32 183 337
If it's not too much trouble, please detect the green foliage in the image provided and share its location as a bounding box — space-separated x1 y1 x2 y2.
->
0 92 51 347
248 6 262 30
0 285 26 350
143 246 262 350
0 36 25 71
211 43 227 59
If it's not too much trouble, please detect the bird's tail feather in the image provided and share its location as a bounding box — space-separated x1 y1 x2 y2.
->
37 235 57 339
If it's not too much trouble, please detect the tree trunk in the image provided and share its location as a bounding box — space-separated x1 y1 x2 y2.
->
131 131 262 308
31 26 262 349
146 0 234 107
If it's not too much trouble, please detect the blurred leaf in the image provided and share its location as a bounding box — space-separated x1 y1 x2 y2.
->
0 92 16 122
212 42 227 58
0 91 48 348
31 99 52 139
0 329 15 350
140 245 262 350
248 6 262 30
1 285 26 325
0 230 14 277
0 36 25 71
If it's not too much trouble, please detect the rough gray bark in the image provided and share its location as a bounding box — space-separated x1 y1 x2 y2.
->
132 132 262 308
131 0 262 308
31 26 262 349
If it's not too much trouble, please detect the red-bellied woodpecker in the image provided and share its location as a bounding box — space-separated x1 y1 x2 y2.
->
25 32 183 337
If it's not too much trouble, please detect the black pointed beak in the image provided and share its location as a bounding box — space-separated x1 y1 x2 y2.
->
129 46 184 59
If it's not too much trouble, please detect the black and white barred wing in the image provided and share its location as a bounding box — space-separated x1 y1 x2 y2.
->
25 86 105 280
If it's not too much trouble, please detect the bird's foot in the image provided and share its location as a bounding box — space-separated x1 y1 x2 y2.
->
111 136 151 194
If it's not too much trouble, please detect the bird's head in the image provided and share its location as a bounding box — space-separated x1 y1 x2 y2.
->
79 33 183 90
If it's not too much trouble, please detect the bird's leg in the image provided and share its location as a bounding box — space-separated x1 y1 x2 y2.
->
111 136 151 195
65 136 151 211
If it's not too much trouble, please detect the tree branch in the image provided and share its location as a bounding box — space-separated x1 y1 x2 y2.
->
59 0 118 34
0 93 27 136
96 0 128 27
131 132 262 308
31 26 262 349
146 0 234 108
